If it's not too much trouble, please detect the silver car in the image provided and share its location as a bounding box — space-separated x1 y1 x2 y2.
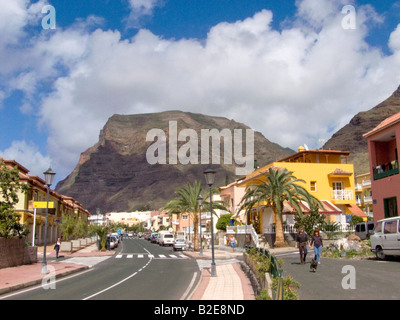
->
173 238 186 251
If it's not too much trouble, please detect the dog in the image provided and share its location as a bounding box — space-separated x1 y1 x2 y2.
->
310 258 318 272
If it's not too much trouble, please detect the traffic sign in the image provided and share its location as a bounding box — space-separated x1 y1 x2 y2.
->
33 201 54 209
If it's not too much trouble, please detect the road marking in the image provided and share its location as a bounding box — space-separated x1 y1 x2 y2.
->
83 255 153 300
169 255 178 258
116 255 123 259
180 272 198 300
127 254 133 259
159 255 166 258
138 254 144 258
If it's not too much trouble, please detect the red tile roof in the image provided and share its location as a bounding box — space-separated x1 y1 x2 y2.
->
363 112 400 137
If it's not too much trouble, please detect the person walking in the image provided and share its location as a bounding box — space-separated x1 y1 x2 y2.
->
310 229 323 264
296 227 308 264
230 235 237 252
54 237 61 258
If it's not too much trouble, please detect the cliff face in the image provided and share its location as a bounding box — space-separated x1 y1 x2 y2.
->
323 84 400 175
56 110 294 213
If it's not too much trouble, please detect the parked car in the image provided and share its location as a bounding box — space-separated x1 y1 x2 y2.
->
151 233 159 243
355 221 374 240
111 236 118 248
106 236 115 249
159 232 174 246
370 216 400 260
111 233 120 244
173 238 186 251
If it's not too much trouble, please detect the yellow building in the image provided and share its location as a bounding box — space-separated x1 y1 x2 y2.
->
355 172 373 220
238 147 366 236
1 158 91 246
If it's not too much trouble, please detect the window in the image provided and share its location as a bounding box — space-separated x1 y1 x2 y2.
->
333 181 343 190
384 220 398 234
384 197 398 218
310 181 317 192
374 221 382 233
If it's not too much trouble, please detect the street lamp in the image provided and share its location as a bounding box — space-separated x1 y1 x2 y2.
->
203 168 216 277
41 167 56 275
197 195 203 256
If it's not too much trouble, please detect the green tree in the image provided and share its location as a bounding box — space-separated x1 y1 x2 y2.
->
90 224 109 251
294 191 326 236
163 180 227 251
239 167 322 247
216 213 234 231
0 161 29 238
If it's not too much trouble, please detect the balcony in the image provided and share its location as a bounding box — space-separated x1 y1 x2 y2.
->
373 160 399 180
331 190 353 201
362 179 371 187
364 196 372 203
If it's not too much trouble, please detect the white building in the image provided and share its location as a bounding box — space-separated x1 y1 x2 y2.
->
107 211 152 226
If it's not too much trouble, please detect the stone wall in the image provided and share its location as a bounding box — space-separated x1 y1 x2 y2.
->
0 237 37 269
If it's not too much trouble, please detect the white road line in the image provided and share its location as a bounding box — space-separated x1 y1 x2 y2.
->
127 254 133 259
116 255 123 259
138 254 144 258
159 254 166 258
180 272 198 300
83 255 153 300
169 255 178 258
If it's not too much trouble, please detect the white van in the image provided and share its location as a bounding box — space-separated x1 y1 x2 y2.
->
370 217 400 260
355 221 374 240
158 232 174 246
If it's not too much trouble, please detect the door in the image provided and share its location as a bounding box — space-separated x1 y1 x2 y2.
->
382 219 400 256
332 181 343 200
384 197 398 218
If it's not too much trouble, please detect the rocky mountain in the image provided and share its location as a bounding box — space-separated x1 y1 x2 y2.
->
323 84 400 175
55 110 294 213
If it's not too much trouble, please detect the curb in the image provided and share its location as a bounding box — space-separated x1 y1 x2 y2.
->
0 265 89 296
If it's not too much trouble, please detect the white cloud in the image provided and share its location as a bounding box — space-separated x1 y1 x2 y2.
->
0 140 52 178
125 0 163 28
2 0 400 181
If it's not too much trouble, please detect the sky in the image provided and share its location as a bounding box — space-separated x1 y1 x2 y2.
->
1 0 400 185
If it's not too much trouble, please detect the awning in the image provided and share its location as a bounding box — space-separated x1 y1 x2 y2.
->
282 200 342 215
345 204 368 218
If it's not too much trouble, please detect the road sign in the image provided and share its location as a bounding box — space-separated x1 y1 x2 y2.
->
33 201 54 209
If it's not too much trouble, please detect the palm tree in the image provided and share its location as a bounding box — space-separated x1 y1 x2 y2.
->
163 180 228 251
239 167 323 247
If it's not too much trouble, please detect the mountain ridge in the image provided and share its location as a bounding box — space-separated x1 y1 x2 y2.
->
323 84 400 175
56 110 294 213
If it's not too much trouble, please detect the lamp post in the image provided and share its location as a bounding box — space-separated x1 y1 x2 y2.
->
203 168 216 277
41 167 56 275
197 195 203 256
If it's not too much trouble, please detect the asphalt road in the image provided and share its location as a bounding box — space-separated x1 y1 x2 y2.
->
4 238 200 300
276 251 400 300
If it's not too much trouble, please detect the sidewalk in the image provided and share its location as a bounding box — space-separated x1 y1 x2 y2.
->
185 245 297 300
0 242 296 299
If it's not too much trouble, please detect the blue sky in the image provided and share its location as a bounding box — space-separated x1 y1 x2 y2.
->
1 0 400 185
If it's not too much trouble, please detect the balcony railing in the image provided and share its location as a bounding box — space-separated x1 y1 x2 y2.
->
373 160 399 180
331 190 353 201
